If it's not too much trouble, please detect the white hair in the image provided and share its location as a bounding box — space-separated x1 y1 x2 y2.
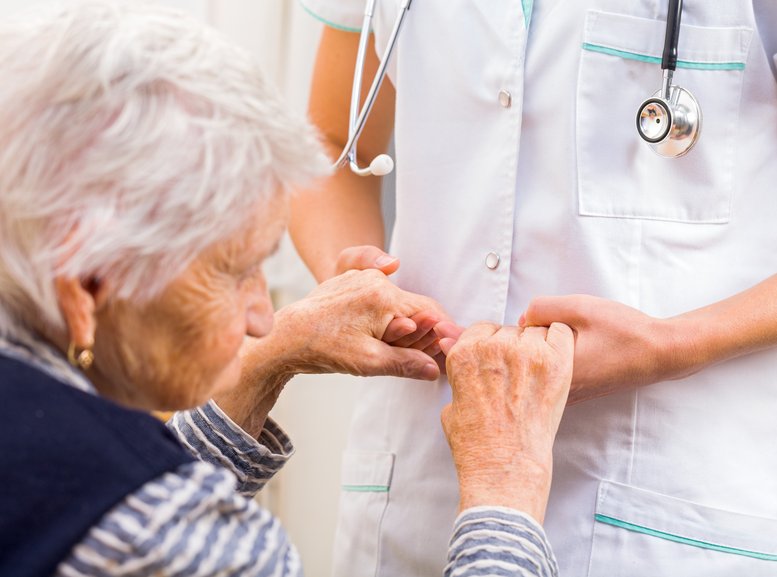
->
0 0 330 337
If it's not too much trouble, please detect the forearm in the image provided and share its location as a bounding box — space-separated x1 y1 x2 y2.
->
289 145 385 282
212 327 299 438
292 27 395 282
666 273 777 378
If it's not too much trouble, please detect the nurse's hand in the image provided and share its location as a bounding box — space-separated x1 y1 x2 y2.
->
441 322 574 523
335 244 453 367
521 295 689 404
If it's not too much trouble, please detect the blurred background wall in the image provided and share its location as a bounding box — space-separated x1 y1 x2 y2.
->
0 2 379 576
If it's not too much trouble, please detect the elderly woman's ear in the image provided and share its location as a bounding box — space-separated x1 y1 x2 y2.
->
53 275 110 363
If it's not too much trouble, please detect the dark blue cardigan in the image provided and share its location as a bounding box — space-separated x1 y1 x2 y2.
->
0 353 194 577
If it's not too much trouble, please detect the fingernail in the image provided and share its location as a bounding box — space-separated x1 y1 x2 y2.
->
423 362 439 379
375 255 397 267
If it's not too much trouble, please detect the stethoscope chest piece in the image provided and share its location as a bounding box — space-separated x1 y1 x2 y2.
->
636 85 701 158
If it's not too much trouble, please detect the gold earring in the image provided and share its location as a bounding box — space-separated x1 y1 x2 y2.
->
67 340 94 371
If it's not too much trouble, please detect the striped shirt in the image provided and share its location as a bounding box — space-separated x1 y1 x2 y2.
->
1 334 557 577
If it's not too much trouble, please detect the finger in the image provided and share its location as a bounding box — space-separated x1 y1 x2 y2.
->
433 351 447 375
546 322 575 354
521 295 587 329
383 317 418 342
439 337 457 356
335 245 400 276
423 340 442 358
520 325 549 342
388 312 440 348
433 321 465 342
405 330 440 352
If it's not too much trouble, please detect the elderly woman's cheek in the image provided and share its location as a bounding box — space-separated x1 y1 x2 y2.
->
246 293 274 338
192 305 247 400
243 272 274 338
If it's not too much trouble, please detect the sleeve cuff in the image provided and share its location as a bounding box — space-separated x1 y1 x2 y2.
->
299 0 364 33
447 506 559 577
167 401 294 497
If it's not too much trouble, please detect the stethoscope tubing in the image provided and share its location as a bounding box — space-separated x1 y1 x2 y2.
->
333 0 412 173
337 0 697 168
660 0 682 99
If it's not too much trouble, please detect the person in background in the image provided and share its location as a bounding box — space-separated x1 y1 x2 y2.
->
0 2 574 576
294 1 777 576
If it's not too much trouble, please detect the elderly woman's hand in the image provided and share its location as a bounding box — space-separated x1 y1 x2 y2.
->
334 245 452 367
441 322 574 523
216 268 449 436
274 268 448 379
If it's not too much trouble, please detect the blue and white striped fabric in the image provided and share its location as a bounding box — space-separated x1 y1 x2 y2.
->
35 387 556 576
446 508 559 577
1 329 558 575
51 398 558 576
56 402 299 577
53 397 558 576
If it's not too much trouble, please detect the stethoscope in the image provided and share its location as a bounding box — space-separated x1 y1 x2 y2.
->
332 0 412 177
636 0 702 157
334 0 701 176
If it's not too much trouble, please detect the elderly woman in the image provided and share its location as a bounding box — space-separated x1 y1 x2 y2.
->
0 3 574 577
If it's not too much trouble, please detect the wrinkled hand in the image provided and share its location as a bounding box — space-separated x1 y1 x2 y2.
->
274 268 447 381
442 322 574 520
522 295 683 404
336 245 453 368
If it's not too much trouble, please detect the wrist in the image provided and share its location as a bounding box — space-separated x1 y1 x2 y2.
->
211 320 300 437
659 313 719 382
456 455 553 523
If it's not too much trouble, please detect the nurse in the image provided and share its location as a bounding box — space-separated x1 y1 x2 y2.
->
293 1 777 576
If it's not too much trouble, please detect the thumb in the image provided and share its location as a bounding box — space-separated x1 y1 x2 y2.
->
336 245 400 276
366 342 440 381
522 295 584 328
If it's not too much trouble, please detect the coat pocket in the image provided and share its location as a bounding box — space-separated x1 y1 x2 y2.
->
577 10 752 223
332 451 395 577
588 480 777 577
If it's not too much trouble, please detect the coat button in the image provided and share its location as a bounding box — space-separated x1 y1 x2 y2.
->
485 252 500 270
498 89 512 108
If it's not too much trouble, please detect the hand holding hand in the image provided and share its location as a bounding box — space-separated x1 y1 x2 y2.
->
335 244 454 367
521 295 687 404
273 268 447 381
442 322 574 521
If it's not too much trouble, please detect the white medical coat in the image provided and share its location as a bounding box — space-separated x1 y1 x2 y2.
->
301 1 777 575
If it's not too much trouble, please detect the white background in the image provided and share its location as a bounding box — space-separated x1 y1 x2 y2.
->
0 2 362 575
